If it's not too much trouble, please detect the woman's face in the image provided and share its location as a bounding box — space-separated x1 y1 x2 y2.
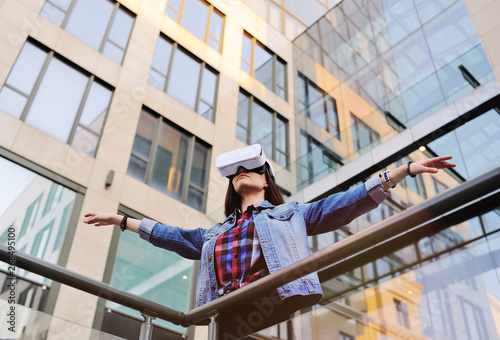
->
231 168 268 197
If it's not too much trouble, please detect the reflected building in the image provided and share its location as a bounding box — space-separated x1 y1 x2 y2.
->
0 0 499 339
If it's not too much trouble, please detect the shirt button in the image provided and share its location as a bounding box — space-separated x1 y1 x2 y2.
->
208 256 212 261
211 285 215 291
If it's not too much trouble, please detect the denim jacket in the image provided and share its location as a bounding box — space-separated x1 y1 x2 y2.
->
138 176 388 307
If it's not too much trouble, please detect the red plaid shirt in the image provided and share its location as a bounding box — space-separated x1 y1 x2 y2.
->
214 205 269 296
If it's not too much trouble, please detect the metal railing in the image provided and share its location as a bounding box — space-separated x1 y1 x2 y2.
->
1 165 499 340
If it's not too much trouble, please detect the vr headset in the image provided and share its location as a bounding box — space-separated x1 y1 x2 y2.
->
216 144 275 181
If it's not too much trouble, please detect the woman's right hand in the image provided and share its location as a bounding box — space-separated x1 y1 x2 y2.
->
83 213 120 227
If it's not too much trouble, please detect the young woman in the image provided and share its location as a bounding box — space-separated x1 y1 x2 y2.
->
84 145 455 339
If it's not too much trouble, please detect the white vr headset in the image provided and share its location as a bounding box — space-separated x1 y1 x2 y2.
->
216 144 275 181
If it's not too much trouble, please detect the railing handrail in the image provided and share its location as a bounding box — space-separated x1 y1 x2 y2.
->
1 165 499 328
0 246 188 327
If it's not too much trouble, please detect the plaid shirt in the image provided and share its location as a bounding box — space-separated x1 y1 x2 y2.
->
214 205 269 296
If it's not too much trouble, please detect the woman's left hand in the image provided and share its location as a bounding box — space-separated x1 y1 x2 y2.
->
409 156 456 175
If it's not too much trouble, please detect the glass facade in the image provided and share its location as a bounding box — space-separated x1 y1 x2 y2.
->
290 0 496 189
0 156 77 286
148 35 219 121
40 0 135 64
0 41 113 157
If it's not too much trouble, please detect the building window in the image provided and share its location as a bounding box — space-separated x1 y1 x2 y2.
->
0 40 113 157
394 298 411 329
241 31 287 100
237 90 289 167
127 108 210 212
298 73 339 138
40 0 134 64
106 208 194 335
165 0 224 52
350 113 380 153
0 156 77 286
460 297 488 340
299 131 341 188
339 332 355 340
148 35 218 122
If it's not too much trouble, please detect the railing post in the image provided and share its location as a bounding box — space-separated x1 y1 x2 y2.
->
139 313 156 340
208 315 218 340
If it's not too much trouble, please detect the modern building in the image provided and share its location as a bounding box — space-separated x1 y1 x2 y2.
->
0 0 499 339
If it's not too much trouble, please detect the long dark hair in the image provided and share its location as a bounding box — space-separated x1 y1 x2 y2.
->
224 166 284 217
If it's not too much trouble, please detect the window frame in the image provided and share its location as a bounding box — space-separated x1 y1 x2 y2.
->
350 112 380 152
236 89 289 167
394 298 411 329
1 40 113 157
40 0 135 64
298 72 340 138
128 108 211 212
165 0 225 52
148 35 219 122
242 31 288 100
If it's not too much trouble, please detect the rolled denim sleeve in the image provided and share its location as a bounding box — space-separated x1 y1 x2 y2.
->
137 218 207 260
365 175 390 204
138 218 158 243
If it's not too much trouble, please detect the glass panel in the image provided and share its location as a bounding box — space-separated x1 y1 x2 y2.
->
275 59 286 99
132 110 157 159
79 81 112 133
0 156 76 286
151 37 173 77
199 67 217 119
65 0 114 50
0 87 28 119
308 82 328 130
428 110 500 179
102 41 124 64
40 2 66 26
382 30 433 92
150 122 189 199
423 1 480 70
148 69 166 91
181 0 209 41
241 33 252 66
71 127 98 156
415 0 458 24
109 223 193 334
5 42 47 95
381 0 420 46
482 210 500 234
165 6 179 21
190 142 208 188
108 7 134 49
251 101 273 158
237 92 250 129
236 125 248 143
167 49 201 110
127 155 148 182
25 58 88 143
187 186 204 211
254 44 273 90
209 10 224 42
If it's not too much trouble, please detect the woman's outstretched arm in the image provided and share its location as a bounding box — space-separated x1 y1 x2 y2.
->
83 213 140 233
381 155 456 190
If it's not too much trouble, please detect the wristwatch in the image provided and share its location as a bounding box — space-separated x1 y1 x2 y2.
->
120 215 128 232
382 170 397 189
